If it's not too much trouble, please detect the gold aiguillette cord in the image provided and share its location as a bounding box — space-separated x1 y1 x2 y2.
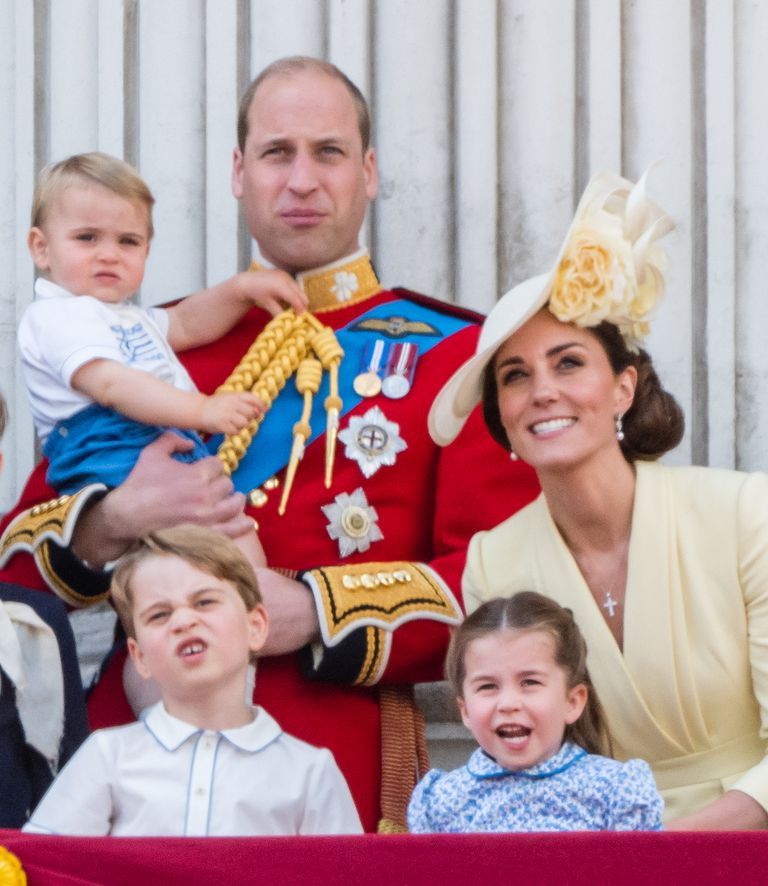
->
215 309 344 512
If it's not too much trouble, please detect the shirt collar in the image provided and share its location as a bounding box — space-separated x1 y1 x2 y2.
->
466 741 587 780
250 248 383 315
141 701 283 753
34 277 73 301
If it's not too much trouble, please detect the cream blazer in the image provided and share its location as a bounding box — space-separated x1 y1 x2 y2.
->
464 461 768 822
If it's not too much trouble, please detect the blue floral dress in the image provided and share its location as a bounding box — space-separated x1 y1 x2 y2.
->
407 742 663 832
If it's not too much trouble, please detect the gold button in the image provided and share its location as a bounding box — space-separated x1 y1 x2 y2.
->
263 476 280 490
248 489 268 508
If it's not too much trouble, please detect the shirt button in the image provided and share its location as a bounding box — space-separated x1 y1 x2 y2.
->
195 787 206 796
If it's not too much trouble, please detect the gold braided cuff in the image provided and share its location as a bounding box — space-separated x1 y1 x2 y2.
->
302 561 462 650
0 484 109 601
356 626 391 686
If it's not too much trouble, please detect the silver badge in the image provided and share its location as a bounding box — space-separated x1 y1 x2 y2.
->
322 487 384 558
339 406 407 478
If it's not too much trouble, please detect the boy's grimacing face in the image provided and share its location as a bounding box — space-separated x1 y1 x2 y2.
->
27 182 150 304
126 554 268 705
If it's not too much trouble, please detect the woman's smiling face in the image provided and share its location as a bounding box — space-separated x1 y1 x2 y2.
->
493 309 636 473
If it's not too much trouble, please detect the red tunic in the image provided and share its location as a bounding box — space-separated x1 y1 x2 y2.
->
0 279 539 832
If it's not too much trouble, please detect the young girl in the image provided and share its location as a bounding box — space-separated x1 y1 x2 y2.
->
408 592 663 832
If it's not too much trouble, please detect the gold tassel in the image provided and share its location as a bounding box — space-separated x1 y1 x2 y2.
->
309 325 344 487
278 359 322 516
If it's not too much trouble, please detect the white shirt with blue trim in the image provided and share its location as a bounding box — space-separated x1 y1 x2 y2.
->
23 701 362 836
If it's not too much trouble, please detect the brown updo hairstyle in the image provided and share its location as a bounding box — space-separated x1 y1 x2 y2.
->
482 317 685 463
446 592 611 757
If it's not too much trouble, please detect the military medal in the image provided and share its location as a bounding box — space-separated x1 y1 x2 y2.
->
339 406 407 478
322 487 384 558
354 372 382 397
382 342 418 399
353 338 386 397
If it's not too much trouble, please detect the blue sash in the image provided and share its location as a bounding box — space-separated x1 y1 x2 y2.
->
209 299 472 493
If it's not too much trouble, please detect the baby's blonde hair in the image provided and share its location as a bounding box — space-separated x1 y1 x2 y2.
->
31 152 155 238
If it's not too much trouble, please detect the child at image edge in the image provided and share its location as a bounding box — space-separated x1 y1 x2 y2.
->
408 592 663 832
23 524 362 836
18 152 307 566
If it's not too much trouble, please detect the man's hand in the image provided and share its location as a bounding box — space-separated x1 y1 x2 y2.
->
198 391 264 435
72 432 252 566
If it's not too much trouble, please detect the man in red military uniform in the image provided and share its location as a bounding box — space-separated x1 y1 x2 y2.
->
0 57 539 832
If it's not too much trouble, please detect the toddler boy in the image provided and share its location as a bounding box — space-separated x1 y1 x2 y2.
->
23 524 362 835
19 152 307 566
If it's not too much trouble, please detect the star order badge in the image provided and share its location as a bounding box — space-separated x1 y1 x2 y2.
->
339 406 407 478
322 487 384 557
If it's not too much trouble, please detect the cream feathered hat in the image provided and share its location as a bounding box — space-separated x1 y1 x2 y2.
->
428 169 675 447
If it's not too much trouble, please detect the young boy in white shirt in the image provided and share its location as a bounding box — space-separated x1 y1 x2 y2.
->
23 524 362 836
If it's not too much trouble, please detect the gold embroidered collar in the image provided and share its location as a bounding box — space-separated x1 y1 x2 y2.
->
250 249 383 314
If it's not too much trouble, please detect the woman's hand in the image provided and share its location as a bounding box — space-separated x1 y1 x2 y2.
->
666 789 768 830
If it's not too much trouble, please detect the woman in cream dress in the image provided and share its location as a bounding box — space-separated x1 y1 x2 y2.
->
429 171 768 830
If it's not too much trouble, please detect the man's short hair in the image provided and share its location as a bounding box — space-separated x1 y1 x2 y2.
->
110 524 262 639
31 152 155 238
237 56 372 153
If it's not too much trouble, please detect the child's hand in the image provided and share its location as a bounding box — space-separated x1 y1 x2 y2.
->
237 268 308 316
200 391 265 435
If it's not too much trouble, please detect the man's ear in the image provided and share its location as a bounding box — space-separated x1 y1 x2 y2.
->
363 147 378 201
28 227 50 270
231 147 245 200
127 636 153 681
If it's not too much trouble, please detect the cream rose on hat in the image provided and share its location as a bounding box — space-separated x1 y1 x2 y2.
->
428 168 674 447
